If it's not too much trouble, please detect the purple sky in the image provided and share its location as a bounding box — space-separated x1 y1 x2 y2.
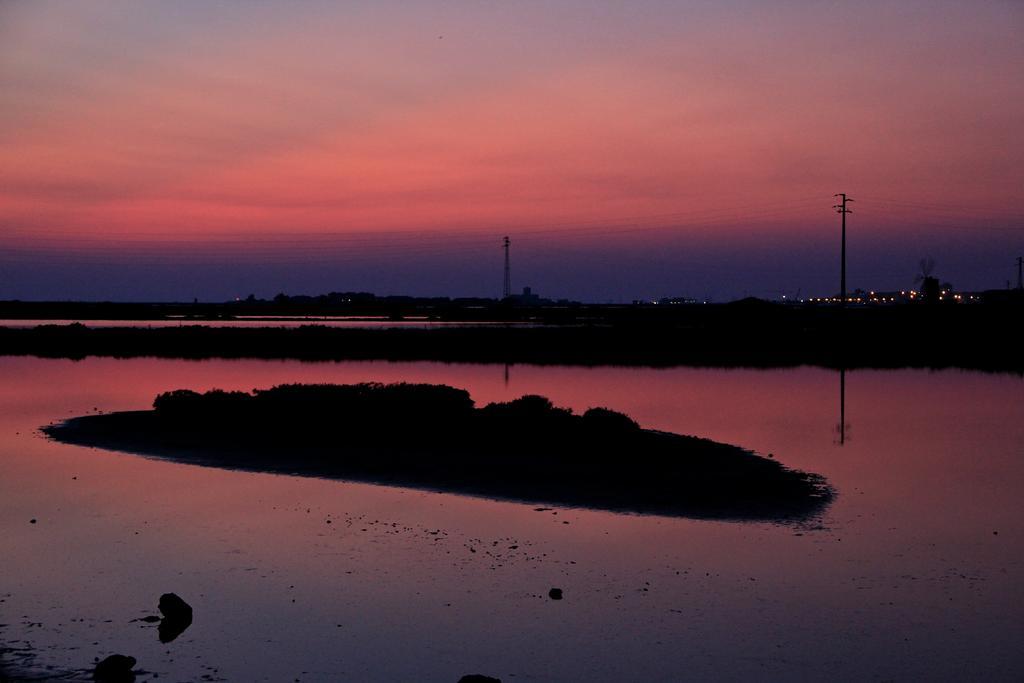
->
1 1 1022 301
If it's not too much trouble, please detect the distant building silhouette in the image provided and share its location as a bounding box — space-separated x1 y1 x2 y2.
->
507 286 542 305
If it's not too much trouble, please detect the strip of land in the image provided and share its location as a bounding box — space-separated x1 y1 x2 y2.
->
43 383 833 521
3 301 1022 371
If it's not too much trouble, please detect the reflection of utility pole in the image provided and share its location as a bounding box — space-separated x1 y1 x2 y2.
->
503 362 510 387
833 194 853 306
834 367 850 446
503 236 511 299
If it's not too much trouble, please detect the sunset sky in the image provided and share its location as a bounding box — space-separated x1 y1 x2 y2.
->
2 0 1021 301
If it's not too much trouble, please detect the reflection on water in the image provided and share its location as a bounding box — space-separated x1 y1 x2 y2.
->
1 357 1022 681
835 367 850 446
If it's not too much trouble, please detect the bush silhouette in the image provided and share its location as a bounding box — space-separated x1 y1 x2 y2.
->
582 407 640 433
49 382 837 520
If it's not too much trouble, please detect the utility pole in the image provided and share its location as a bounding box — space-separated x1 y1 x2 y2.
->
502 236 511 299
1017 256 1023 290
833 193 853 306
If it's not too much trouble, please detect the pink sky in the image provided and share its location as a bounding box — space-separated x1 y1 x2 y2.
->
1 1 1021 300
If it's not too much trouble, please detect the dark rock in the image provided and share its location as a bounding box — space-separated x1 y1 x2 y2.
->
29 519 36 524
158 593 192 621
458 676 501 683
548 588 563 600
93 654 136 682
157 593 193 643
158 616 191 643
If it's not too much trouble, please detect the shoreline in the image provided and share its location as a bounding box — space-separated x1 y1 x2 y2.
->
3 315 1022 372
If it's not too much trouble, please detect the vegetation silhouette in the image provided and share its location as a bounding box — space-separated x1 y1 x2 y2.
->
1 299 1021 372
44 383 832 521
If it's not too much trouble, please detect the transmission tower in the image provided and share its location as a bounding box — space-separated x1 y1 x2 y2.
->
833 193 853 306
502 236 511 299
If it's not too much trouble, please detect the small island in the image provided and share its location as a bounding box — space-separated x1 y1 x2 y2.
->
43 383 832 520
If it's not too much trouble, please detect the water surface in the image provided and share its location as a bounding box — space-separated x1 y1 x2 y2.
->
1 358 1021 681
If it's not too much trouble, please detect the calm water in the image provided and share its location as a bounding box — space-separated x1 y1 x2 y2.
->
1 357 1021 681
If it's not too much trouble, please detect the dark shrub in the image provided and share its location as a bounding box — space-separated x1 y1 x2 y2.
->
154 388 251 418
251 383 474 428
480 395 571 420
153 389 202 412
582 407 640 432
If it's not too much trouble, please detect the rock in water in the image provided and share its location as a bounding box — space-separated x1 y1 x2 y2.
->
458 676 501 683
548 588 563 600
157 593 193 643
158 593 192 621
93 654 136 682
